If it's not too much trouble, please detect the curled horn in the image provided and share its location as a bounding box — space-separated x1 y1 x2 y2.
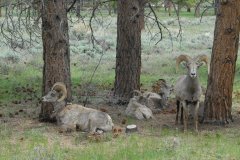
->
195 54 209 74
176 55 192 73
52 82 67 102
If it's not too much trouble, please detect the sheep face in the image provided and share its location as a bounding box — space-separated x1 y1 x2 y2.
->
159 84 173 107
137 96 148 105
42 90 62 102
184 61 203 79
152 79 173 108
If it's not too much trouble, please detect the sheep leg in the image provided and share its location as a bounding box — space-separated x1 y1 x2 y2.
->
60 124 74 133
89 119 97 134
194 101 200 132
175 100 180 125
180 105 183 124
182 101 188 132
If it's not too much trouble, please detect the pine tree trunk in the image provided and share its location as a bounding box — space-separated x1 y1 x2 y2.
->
204 0 240 124
194 4 200 17
140 7 145 30
108 3 112 15
76 0 81 18
177 4 181 15
40 0 72 121
114 0 143 103
0 0 2 17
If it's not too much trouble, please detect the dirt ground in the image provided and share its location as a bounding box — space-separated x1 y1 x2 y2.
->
1 99 240 138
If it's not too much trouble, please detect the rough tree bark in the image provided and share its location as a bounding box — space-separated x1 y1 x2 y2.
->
204 0 240 124
139 6 145 30
114 0 145 103
40 0 72 121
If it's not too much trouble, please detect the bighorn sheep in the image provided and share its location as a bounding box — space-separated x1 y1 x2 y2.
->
151 79 173 109
189 101 204 123
125 81 173 120
125 94 153 120
175 54 208 132
42 82 114 133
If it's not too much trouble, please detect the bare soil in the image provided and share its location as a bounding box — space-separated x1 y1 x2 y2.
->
1 100 240 143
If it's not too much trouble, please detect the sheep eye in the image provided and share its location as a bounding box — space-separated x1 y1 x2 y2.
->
197 62 203 67
186 63 190 68
51 93 56 97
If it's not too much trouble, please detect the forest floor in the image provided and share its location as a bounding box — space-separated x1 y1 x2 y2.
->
1 98 240 159
1 8 240 159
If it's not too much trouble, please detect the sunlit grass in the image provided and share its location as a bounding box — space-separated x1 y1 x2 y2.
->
1 122 240 160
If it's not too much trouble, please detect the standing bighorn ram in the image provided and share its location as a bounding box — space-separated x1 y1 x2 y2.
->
42 82 114 133
175 54 208 132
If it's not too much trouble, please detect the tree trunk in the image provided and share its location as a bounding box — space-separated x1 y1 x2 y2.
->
177 4 181 15
204 1 240 124
164 0 172 16
0 0 2 17
140 6 145 30
168 5 171 16
108 2 112 15
114 0 143 103
76 0 81 18
194 4 200 17
40 0 72 121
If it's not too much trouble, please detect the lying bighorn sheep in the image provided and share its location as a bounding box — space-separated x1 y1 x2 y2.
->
175 54 208 132
42 82 114 133
125 82 173 120
125 92 153 120
132 90 163 110
151 79 173 109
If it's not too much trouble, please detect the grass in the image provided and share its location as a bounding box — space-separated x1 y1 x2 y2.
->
1 122 240 160
1 7 240 160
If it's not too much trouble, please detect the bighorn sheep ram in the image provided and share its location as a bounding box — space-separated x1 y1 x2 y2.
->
175 54 208 132
42 82 114 133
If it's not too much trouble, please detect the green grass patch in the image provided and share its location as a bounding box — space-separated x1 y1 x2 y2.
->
1 124 240 160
